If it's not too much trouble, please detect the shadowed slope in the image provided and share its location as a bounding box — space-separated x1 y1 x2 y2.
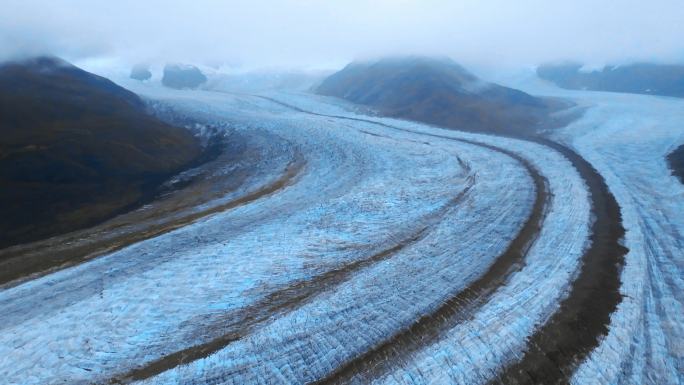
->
0 56 202 248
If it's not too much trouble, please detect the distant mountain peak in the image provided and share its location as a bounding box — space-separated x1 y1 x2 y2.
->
537 61 684 97
162 63 207 89
1 56 79 76
317 56 552 135
0 55 144 109
131 63 152 81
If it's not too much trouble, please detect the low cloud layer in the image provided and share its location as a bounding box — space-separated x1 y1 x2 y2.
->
2 0 683 70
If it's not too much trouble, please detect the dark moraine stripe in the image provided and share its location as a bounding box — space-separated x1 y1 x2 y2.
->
491 139 627 385
109 138 475 384
251 96 552 385
257 96 627 385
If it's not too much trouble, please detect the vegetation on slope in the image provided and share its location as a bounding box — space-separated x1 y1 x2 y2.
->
0 56 202 247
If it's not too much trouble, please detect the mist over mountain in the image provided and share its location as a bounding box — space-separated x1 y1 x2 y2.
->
207 70 329 93
537 62 684 98
130 63 152 81
2 2 684 385
3 0 684 71
162 63 207 89
317 56 563 136
0 56 202 247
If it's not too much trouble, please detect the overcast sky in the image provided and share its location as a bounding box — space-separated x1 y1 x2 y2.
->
2 0 683 71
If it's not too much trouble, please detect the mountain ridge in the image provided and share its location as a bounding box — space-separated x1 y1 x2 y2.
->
316 56 561 136
537 62 684 98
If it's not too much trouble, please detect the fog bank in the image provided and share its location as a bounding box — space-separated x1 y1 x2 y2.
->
2 0 683 71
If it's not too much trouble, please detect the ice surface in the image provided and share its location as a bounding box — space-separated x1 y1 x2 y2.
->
0 87 534 384
5 78 678 385
550 93 684 385
494 74 684 384
133 91 590 385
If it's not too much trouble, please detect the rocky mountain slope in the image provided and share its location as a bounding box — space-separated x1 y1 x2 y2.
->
0 57 202 247
317 56 561 136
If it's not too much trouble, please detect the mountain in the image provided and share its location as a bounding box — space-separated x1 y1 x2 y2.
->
537 62 684 98
0 56 202 248
316 56 559 135
130 63 152 81
162 63 207 89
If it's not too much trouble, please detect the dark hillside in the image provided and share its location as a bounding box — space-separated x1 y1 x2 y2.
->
0 57 202 247
317 56 560 136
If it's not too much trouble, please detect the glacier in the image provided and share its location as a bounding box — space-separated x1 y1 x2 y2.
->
1 76 682 385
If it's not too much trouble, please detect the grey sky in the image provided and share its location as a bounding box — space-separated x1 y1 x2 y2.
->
2 0 683 70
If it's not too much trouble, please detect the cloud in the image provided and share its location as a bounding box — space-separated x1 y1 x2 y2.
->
1 0 683 70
